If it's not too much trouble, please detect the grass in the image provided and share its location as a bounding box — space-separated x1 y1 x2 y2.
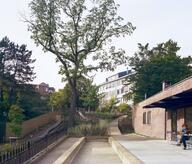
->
85 112 122 120
67 119 110 137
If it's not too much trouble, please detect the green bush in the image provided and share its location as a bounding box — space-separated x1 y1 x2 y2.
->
8 105 24 137
117 103 132 114
2 143 12 151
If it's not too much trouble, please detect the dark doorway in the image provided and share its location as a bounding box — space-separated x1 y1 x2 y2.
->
185 107 192 131
171 110 177 141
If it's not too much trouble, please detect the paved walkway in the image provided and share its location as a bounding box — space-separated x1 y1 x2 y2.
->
33 138 79 164
118 138 192 164
109 118 192 164
107 117 122 136
71 141 122 164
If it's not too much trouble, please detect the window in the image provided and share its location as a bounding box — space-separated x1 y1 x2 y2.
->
121 87 124 94
143 112 146 124
117 89 120 95
147 111 151 124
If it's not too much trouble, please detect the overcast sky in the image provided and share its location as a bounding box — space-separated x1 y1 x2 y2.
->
0 0 192 90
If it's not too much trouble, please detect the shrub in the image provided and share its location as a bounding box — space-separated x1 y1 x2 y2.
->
117 103 132 114
2 144 12 151
67 120 109 137
118 115 134 134
85 112 121 120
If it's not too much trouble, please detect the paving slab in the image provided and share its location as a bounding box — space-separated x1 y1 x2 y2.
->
71 141 122 164
33 138 79 164
118 139 192 164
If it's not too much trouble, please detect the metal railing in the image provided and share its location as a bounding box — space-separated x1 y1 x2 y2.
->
0 122 67 164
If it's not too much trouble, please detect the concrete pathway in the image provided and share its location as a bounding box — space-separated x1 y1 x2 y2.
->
33 138 79 164
71 141 122 164
109 117 192 164
107 117 122 136
117 135 192 164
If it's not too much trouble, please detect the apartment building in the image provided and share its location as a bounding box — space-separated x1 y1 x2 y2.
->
98 70 133 105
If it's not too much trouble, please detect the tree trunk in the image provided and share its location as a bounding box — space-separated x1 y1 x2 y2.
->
68 83 77 128
0 86 3 102
0 86 6 143
8 87 14 105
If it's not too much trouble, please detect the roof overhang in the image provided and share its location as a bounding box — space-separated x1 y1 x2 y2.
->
144 89 192 109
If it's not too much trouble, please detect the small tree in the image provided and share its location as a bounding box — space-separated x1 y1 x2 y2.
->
8 105 24 137
26 0 135 127
49 88 70 116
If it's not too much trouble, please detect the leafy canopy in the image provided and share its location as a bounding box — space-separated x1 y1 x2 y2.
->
128 40 192 104
27 0 135 83
8 105 24 137
27 0 135 126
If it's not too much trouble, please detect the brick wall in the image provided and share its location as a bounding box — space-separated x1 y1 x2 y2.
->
133 104 165 139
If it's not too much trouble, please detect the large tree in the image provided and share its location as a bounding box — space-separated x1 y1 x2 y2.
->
128 40 192 104
0 37 35 142
27 0 135 127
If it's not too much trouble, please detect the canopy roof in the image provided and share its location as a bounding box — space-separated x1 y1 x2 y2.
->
140 76 192 110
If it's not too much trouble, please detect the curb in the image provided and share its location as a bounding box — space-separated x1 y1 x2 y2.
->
109 137 143 164
53 137 85 164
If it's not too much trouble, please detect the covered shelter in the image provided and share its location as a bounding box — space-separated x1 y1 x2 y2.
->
133 76 192 140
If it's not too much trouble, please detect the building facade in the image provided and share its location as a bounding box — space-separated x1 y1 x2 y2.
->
35 82 55 95
133 76 192 140
98 70 133 105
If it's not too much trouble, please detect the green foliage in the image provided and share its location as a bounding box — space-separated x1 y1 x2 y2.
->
27 0 135 126
67 120 109 137
49 77 100 116
0 36 36 141
8 105 24 137
117 103 132 114
100 97 119 112
128 40 192 103
2 143 12 151
86 112 119 119
17 85 50 120
0 37 35 85
49 87 70 116
78 78 100 111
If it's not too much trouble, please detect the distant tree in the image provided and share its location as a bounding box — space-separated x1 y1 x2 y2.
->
128 40 192 104
8 105 24 137
17 85 50 120
27 0 135 127
49 77 100 115
78 78 100 111
49 88 70 116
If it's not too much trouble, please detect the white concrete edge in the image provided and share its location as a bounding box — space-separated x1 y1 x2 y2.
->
53 137 85 164
24 135 68 164
108 137 143 164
